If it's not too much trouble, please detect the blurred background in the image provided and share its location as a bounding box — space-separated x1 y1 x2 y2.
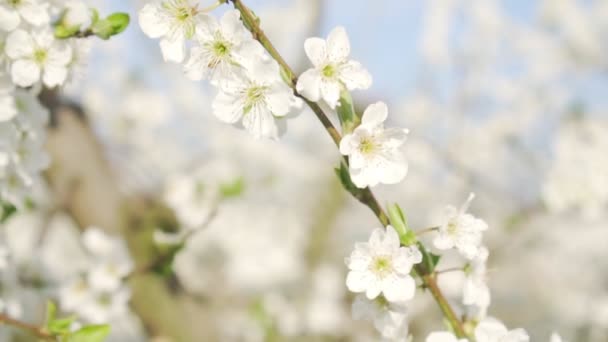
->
2 0 608 341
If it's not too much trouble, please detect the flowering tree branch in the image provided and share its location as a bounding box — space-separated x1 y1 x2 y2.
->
228 0 466 337
0 314 56 341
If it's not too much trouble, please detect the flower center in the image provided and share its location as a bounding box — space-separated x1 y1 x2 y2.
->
322 64 336 78
359 137 378 155
370 255 393 278
34 49 47 64
243 85 268 114
214 41 229 56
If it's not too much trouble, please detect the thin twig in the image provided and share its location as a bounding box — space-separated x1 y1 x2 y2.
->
0 314 56 341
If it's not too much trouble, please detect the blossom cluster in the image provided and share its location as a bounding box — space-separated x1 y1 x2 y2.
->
0 0 94 208
0 211 141 340
139 0 410 188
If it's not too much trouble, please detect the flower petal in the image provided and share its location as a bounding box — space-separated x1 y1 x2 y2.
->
304 37 327 66
326 26 351 62
212 90 243 124
5 30 35 59
42 65 68 87
382 274 415 302
138 3 169 38
339 60 372 90
361 101 388 127
11 60 40 87
295 68 321 102
160 37 185 63
0 5 20 31
320 79 341 109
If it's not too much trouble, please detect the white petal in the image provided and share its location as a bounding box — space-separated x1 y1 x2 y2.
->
364 278 383 299
11 60 40 87
326 26 351 62
382 274 416 302
426 332 460 342
304 37 327 66
138 3 169 38
160 37 185 63
379 161 408 185
18 3 49 26
5 30 35 59
368 227 385 248
242 106 277 139
361 101 388 126
220 9 245 42
42 65 67 87
350 166 378 189
212 90 243 124
339 133 355 156
346 270 372 293
384 226 401 249
266 83 295 117
433 233 455 250
0 5 20 31
0 95 16 121
295 68 321 102
320 79 341 109
47 42 73 66
183 46 210 81
339 60 372 90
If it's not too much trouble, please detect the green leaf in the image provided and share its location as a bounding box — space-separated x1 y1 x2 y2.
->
219 177 245 199
334 162 358 194
92 12 129 40
55 24 81 39
336 89 359 134
0 202 17 223
45 301 57 325
429 253 442 270
388 203 417 245
68 324 110 342
48 317 76 335
106 13 130 35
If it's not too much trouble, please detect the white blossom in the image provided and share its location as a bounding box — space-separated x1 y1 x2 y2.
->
0 0 49 32
463 246 490 316
82 228 134 292
352 294 410 341
184 9 260 84
138 0 208 63
5 28 72 87
297 26 371 108
474 318 529 342
346 225 421 303
339 101 408 188
433 193 488 260
212 58 302 140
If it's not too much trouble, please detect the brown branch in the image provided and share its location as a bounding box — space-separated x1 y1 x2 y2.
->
0 314 56 341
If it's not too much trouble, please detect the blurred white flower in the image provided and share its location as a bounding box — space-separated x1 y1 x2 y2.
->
463 246 490 317
296 26 371 109
213 58 302 139
433 193 488 260
346 225 421 302
138 0 208 63
62 0 92 29
339 102 408 188
352 294 410 341
0 0 49 32
82 228 133 292
5 28 72 87
475 318 529 342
